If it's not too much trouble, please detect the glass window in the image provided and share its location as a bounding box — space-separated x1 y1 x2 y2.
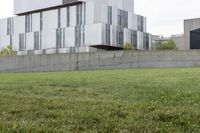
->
19 33 25 51
40 12 43 31
143 33 149 50
75 26 85 47
25 14 32 33
66 7 70 27
108 6 112 25
34 31 40 50
106 24 111 45
137 16 144 32
76 3 85 26
117 27 124 46
131 30 137 49
56 28 62 49
63 28 65 48
76 4 82 25
117 9 128 28
58 9 61 28
75 26 81 46
7 18 13 35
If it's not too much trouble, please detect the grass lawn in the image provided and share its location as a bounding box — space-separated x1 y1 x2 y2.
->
0 68 200 132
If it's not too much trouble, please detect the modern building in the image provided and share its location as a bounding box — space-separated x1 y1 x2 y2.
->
169 18 200 50
184 18 200 50
0 0 151 55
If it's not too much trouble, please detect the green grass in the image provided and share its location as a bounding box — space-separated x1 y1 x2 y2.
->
0 68 200 132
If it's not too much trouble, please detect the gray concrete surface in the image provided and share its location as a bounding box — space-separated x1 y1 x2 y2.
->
1 50 200 72
171 34 184 50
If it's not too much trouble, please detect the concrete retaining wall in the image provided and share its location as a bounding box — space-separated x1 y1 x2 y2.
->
1 50 200 72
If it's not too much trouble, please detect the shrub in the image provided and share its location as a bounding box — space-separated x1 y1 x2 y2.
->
124 43 136 50
0 45 17 57
152 39 177 50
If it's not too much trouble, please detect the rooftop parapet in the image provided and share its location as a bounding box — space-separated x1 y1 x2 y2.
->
14 0 81 15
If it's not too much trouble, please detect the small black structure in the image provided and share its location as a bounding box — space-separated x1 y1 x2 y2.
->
190 28 200 49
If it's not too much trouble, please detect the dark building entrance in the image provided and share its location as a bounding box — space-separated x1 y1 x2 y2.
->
190 28 200 49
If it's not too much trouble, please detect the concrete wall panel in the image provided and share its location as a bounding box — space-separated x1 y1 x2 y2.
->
43 10 58 30
14 0 62 15
32 13 40 32
60 7 67 28
70 6 77 27
0 36 11 49
14 16 25 34
85 24 103 45
0 19 7 36
94 4 107 24
65 27 75 47
12 34 19 51
1 50 200 72
42 30 56 49
26 32 34 50
85 2 94 25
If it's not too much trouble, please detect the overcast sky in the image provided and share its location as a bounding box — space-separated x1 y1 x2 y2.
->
0 0 200 36
135 0 200 36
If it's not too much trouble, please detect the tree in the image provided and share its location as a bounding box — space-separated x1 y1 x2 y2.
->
152 39 177 50
0 45 17 57
166 39 177 50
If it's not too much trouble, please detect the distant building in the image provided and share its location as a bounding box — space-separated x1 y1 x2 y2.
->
151 35 170 47
151 34 184 50
184 18 200 50
153 18 200 50
151 35 161 45
170 18 200 50
151 34 191 51
171 34 184 50
0 0 151 55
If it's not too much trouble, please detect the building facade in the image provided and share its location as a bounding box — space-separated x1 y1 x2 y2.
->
184 18 200 50
170 18 200 50
0 0 151 55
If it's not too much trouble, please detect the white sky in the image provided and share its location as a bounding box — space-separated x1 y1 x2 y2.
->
135 0 200 36
0 0 13 18
0 0 200 36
